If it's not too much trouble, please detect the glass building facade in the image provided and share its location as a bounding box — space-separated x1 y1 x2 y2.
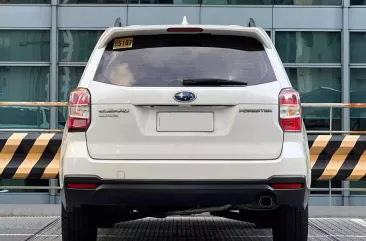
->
0 0 366 205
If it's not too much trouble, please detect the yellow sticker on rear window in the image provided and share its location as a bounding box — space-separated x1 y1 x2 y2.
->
113 37 133 49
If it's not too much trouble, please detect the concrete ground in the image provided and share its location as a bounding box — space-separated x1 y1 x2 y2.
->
1 215 366 241
0 204 366 217
1 205 366 241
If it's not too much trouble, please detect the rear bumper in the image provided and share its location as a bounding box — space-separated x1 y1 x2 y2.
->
62 175 310 211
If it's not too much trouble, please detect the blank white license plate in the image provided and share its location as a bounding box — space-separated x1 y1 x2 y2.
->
157 112 214 132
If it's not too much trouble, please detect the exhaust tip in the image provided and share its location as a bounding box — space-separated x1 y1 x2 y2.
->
259 196 273 208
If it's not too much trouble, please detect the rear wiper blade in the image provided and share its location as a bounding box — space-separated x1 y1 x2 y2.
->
182 78 248 86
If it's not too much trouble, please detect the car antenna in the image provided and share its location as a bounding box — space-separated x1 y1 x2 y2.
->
247 18 256 27
114 17 123 27
181 16 189 25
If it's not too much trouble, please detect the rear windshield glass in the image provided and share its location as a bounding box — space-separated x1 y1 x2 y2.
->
93 34 276 87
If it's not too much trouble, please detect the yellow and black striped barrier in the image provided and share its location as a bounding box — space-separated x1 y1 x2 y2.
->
0 132 61 180
1 133 366 181
309 135 366 181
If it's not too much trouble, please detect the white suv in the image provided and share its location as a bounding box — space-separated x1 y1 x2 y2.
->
60 21 311 241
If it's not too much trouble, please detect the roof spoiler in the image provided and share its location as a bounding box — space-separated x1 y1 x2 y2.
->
98 17 272 49
112 16 256 28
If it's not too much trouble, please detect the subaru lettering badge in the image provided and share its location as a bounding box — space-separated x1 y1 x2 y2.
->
174 91 196 103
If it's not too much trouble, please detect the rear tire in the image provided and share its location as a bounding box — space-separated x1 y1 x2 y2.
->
62 204 97 241
272 205 308 241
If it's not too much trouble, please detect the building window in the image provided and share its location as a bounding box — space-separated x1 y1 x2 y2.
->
276 31 342 131
350 181 366 195
351 0 366 5
275 31 341 64
0 0 50 3
0 180 49 193
350 33 366 134
310 181 342 195
58 30 104 63
59 0 125 3
350 69 366 131
285 69 342 131
275 0 341 4
350 32 366 64
0 66 50 130
0 30 50 62
202 0 271 4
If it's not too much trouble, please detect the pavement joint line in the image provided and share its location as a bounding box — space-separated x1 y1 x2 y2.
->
24 218 59 241
351 218 366 228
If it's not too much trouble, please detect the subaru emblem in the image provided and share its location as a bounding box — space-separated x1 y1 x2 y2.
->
174 91 196 103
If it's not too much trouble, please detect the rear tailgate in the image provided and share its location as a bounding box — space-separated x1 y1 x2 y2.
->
85 32 284 160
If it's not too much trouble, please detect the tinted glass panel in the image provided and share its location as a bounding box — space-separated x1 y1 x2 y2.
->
275 0 341 4
58 66 85 126
60 0 271 3
276 32 341 63
202 0 271 4
350 69 366 131
311 181 341 195
59 30 104 62
0 30 50 62
0 66 50 130
58 66 84 101
351 0 366 4
0 0 49 3
350 181 366 195
350 32 366 64
0 179 49 193
129 0 196 3
94 34 276 87
286 68 342 131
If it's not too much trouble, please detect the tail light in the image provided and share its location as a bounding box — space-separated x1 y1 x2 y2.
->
167 27 203 32
68 88 91 132
279 88 302 132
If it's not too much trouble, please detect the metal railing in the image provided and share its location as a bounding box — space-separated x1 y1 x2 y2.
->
0 102 366 206
0 102 68 133
302 103 366 135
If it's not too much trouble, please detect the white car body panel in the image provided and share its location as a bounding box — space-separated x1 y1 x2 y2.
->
60 24 311 191
60 133 311 189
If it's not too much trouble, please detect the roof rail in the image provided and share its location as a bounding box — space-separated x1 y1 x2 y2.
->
114 17 123 27
247 18 256 27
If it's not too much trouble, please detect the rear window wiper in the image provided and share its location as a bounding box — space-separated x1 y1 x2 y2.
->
182 78 248 86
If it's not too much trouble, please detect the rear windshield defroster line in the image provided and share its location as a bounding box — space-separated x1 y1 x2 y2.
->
93 34 277 87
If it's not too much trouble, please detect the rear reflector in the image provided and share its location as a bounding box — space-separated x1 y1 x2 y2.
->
67 184 98 189
271 184 303 189
167 27 203 33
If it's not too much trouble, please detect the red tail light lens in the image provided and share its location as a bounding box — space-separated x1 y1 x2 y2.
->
167 27 203 33
68 88 91 132
279 88 302 132
272 184 303 189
